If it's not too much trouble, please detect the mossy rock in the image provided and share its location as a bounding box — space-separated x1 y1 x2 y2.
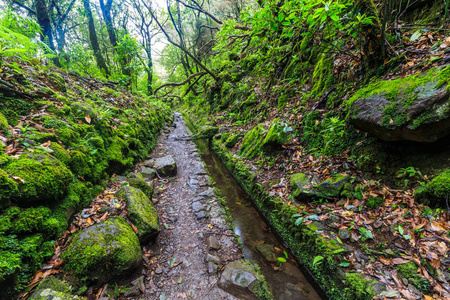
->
240 124 266 159
146 155 177 177
262 119 291 153
0 169 18 209
62 217 142 284
218 260 273 300
224 134 239 148
116 186 159 243
199 125 219 138
290 173 318 201
0 112 9 134
397 261 430 293
415 169 450 206
2 154 72 205
344 272 384 299
32 276 80 300
48 73 66 92
315 174 351 198
70 102 95 123
127 172 154 199
348 65 450 142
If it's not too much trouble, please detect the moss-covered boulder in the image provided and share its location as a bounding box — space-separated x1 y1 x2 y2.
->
224 133 239 148
127 172 154 199
262 119 291 153
240 124 266 159
348 65 450 142
2 154 72 205
116 186 159 243
415 169 450 206
48 73 67 93
0 169 17 209
141 167 156 179
316 174 350 198
0 112 9 134
32 276 80 300
218 260 273 300
62 217 142 284
290 173 350 201
290 173 319 201
199 125 219 138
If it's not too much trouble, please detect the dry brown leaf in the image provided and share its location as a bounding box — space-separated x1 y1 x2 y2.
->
130 222 139 234
85 114 91 124
430 259 441 269
379 256 393 265
392 258 411 265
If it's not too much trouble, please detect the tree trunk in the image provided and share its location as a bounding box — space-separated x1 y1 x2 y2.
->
83 0 110 76
355 0 383 73
35 0 60 66
99 0 130 76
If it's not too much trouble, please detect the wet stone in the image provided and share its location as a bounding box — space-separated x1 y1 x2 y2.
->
208 262 218 274
255 244 277 263
206 254 221 265
196 211 207 219
198 188 215 198
206 236 220 250
192 201 204 212
155 267 163 274
141 167 156 179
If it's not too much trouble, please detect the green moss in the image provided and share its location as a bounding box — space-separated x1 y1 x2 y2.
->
220 132 231 142
311 53 333 98
262 118 291 153
105 136 133 171
347 65 450 129
3 154 73 205
62 217 142 283
0 112 9 134
415 169 450 206
344 273 377 300
0 169 18 209
127 173 153 199
365 196 384 209
397 262 430 293
224 134 238 148
239 124 266 159
49 73 66 92
49 143 71 165
33 277 78 300
116 186 159 243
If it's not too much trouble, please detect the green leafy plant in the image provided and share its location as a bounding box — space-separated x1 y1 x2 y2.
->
396 225 412 240
358 227 373 241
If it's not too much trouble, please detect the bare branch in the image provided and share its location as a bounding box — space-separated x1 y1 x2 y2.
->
12 1 36 15
153 72 206 95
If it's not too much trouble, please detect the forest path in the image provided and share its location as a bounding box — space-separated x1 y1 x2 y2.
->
142 113 241 300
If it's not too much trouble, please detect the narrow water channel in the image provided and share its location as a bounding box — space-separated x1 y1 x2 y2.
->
195 139 323 300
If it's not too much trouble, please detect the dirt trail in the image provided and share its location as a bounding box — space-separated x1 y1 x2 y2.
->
142 113 242 299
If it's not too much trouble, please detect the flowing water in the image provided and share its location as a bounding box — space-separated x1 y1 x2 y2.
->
195 139 325 300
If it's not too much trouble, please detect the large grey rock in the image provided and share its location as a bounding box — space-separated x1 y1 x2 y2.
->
144 155 177 177
61 217 142 284
218 260 273 300
141 167 156 179
349 66 450 142
116 186 160 243
32 277 79 300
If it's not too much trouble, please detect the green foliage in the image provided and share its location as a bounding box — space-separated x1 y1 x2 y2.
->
344 273 377 300
365 196 384 209
239 124 266 159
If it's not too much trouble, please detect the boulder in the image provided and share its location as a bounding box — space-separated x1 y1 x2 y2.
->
141 167 156 179
262 118 291 153
126 172 153 199
145 155 177 177
32 277 79 300
218 260 273 300
290 173 350 201
348 65 450 142
62 217 142 284
116 186 160 243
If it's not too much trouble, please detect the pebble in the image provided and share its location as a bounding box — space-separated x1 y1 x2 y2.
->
192 201 204 212
206 254 221 264
155 266 163 274
339 229 350 240
206 236 220 250
196 211 207 219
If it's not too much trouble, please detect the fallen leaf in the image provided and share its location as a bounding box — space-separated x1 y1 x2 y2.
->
12 176 25 184
392 258 411 265
85 114 91 124
379 256 393 265
430 259 441 269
